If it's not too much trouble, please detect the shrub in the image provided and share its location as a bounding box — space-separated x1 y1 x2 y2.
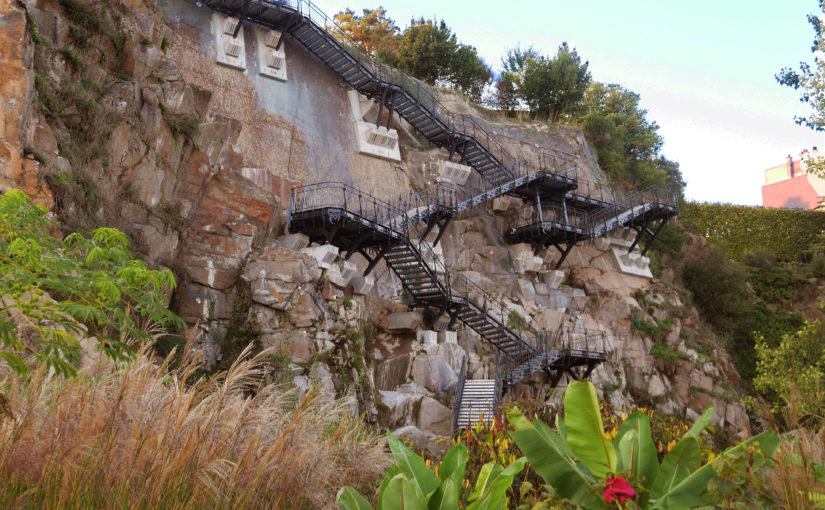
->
681 248 749 332
741 249 776 269
681 202 825 262
811 253 825 278
0 190 182 376
338 434 525 509
754 318 825 421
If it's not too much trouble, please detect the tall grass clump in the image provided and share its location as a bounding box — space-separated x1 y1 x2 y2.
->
0 341 389 508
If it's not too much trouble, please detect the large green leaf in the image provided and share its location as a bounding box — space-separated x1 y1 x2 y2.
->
428 478 459 510
438 443 468 487
650 436 701 501
507 409 605 509
466 458 528 510
564 381 617 478
429 444 467 510
336 487 372 510
379 473 427 510
614 411 658 494
376 466 401 510
683 407 713 440
651 430 782 509
387 433 441 498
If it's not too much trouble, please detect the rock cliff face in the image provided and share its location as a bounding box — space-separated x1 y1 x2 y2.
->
0 0 748 448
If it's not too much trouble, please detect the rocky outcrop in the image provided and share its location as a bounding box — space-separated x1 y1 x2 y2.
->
3 0 753 445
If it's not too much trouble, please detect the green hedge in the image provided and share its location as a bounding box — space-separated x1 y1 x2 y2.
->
681 202 825 261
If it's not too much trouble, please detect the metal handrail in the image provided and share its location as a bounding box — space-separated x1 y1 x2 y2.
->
452 355 468 431
257 0 521 181
507 185 679 236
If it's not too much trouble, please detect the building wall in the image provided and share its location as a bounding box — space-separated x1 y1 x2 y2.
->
762 174 820 209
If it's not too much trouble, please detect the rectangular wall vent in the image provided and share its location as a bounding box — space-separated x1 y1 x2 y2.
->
224 17 240 36
266 53 283 69
224 39 243 57
256 28 287 81
264 30 282 49
367 126 398 149
212 14 247 70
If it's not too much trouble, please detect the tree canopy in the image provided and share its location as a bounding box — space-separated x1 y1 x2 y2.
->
520 43 591 122
776 0 825 131
333 9 491 101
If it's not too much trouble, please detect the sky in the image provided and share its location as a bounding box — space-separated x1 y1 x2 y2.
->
309 0 825 205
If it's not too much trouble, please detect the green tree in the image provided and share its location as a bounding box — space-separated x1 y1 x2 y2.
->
393 18 490 100
574 82 685 192
0 189 182 377
754 317 825 419
520 42 591 121
333 7 399 64
490 72 520 113
396 18 458 84
449 44 491 102
776 0 825 131
490 45 540 114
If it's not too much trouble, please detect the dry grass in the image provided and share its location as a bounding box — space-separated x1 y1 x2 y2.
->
757 387 825 509
0 341 388 509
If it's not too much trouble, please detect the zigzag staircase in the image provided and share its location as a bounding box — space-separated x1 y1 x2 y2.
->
191 0 677 428
288 182 608 429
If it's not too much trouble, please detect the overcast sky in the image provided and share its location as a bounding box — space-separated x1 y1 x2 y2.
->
309 0 825 205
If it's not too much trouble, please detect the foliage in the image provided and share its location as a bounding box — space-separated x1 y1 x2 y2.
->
681 247 805 383
630 316 674 341
333 7 399 59
489 45 540 114
681 202 825 262
0 341 388 508
776 0 825 131
520 43 591 122
681 248 749 330
395 18 491 101
754 317 825 420
573 83 684 193
508 381 782 509
334 10 491 101
337 434 526 509
0 190 182 377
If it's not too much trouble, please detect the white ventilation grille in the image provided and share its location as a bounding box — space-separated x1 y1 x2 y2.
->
436 160 472 185
224 17 240 36
257 28 287 81
224 38 242 57
264 30 282 49
212 14 247 70
266 53 283 69
367 126 398 149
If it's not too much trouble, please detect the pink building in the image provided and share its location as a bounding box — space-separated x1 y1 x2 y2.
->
762 148 824 209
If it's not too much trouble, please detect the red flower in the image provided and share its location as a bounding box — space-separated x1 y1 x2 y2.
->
603 474 636 505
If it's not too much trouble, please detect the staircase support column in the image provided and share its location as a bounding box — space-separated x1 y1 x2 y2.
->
431 217 453 246
552 242 576 269
376 88 386 128
640 217 669 256
361 245 389 276
628 225 645 253
386 92 394 129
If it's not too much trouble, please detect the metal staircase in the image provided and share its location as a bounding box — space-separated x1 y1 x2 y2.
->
189 0 674 430
505 185 679 268
288 182 608 432
193 0 537 186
